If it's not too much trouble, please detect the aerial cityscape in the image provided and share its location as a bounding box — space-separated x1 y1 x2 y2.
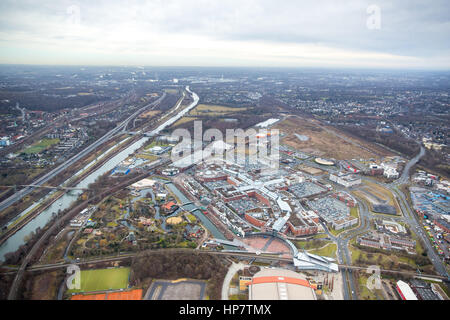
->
0 0 449 307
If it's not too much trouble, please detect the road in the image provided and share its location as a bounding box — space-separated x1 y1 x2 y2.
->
0 92 166 216
221 262 246 300
364 145 448 280
2 248 445 281
6 168 161 299
394 145 425 185
6 88 188 299
367 144 448 279
390 184 449 279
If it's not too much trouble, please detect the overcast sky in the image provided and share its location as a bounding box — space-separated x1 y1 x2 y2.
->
0 0 449 69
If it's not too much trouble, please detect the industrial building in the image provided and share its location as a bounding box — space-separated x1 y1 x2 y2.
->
357 231 416 254
332 216 358 230
329 172 361 188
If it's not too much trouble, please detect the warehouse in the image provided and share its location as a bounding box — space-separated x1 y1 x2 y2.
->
329 172 361 188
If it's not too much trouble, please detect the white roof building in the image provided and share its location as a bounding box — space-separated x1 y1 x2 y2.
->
293 251 339 273
396 280 418 300
272 213 290 232
277 198 292 213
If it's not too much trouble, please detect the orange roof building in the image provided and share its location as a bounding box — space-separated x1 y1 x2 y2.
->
162 201 177 211
249 268 316 300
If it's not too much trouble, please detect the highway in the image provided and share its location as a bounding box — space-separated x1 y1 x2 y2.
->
390 185 449 279
5 88 189 299
362 145 448 280
368 143 448 279
0 92 166 215
321 199 371 300
6 167 164 299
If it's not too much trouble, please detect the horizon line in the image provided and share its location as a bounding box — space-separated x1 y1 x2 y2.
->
1 63 449 73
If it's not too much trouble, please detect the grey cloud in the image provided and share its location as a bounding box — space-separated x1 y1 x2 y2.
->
0 0 448 66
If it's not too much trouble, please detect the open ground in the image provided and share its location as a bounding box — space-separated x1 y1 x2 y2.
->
66 267 130 293
275 116 391 160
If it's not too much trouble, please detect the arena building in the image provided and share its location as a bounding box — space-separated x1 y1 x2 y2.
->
249 268 317 300
314 158 335 166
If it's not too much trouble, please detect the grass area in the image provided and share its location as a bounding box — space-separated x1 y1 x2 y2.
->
66 267 130 293
312 233 329 239
23 138 60 154
186 214 197 223
329 227 347 237
144 140 171 150
295 239 331 250
274 116 389 160
229 294 248 300
189 104 247 116
350 207 359 219
348 238 434 273
361 180 401 214
357 274 384 300
42 236 68 264
307 243 337 258
135 153 159 161
174 116 197 126
140 110 161 118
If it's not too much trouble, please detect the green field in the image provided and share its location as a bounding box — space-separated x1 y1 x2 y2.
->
67 267 130 293
186 214 197 223
23 138 59 154
307 243 337 258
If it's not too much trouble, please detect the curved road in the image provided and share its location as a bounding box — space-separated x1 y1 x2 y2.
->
394 145 425 186
6 88 194 299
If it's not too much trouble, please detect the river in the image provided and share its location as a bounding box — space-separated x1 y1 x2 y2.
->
0 86 205 261
0 137 149 261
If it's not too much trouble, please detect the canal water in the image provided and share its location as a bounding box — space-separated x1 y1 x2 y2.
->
164 182 226 240
0 87 216 261
0 137 149 261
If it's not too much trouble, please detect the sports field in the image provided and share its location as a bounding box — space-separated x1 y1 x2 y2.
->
189 104 247 116
23 138 59 154
71 289 142 300
67 267 130 293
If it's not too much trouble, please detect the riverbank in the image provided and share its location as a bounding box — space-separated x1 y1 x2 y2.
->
0 134 140 248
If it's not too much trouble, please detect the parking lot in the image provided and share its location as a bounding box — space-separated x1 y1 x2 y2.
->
307 196 350 224
289 181 326 199
423 223 449 261
145 279 206 300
